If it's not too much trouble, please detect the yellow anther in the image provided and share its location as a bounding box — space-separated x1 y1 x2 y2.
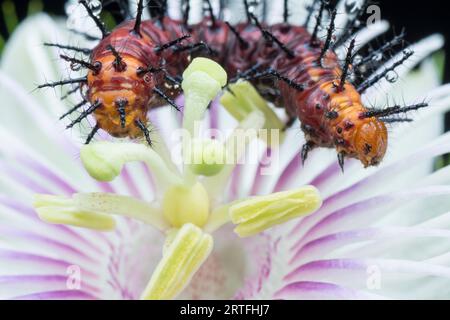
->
34 194 116 231
230 186 322 237
220 80 285 146
141 223 213 300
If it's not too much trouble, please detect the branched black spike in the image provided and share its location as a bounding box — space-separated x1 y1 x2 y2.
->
135 119 152 146
337 38 356 92
60 54 101 73
133 0 144 36
262 0 268 22
243 0 251 22
249 13 268 40
148 0 167 19
380 118 413 124
228 62 262 84
361 102 428 119
333 0 370 49
304 0 320 27
219 0 227 19
60 100 88 120
354 31 406 68
164 73 182 87
358 49 414 93
66 100 102 129
85 123 100 145
68 29 101 41
79 0 109 38
182 0 191 26
249 13 295 58
267 69 305 91
318 9 337 65
44 43 91 55
103 0 132 19
115 99 128 128
310 0 326 46
283 0 289 23
38 77 87 89
225 21 248 49
204 0 216 28
153 87 181 111
173 41 215 56
154 34 191 53
338 152 345 173
107 45 126 71
161 0 168 16
242 67 305 91
136 65 162 76
60 85 81 101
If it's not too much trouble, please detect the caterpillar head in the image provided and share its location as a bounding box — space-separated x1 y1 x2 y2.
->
86 54 154 138
325 83 388 168
352 117 388 167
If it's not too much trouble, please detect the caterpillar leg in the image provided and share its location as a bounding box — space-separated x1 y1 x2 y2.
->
301 141 315 165
337 152 345 173
282 116 297 132
85 124 100 145
135 119 153 147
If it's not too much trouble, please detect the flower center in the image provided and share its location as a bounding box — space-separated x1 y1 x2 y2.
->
162 182 210 228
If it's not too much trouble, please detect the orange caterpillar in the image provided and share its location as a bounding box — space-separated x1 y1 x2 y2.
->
40 0 427 170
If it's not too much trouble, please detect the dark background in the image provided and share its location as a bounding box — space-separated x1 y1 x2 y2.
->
0 0 449 142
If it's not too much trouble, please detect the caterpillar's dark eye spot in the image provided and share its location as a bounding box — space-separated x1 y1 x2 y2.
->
337 127 342 134
315 103 322 110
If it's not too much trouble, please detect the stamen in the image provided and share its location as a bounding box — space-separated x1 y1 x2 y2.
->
34 194 116 231
229 186 322 237
34 193 169 231
140 223 213 300
220 80 284 146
